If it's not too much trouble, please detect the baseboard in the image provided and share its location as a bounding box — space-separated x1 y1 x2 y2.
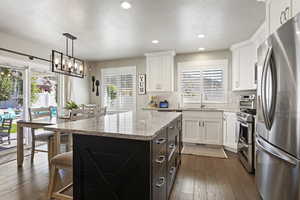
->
224 146 237 153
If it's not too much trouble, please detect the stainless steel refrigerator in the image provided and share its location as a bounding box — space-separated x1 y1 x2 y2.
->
256 13 300 200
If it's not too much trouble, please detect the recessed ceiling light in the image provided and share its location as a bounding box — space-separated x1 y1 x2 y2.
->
152 40 159 44
197 34 205 38
198 47 205 51
121 1 131 9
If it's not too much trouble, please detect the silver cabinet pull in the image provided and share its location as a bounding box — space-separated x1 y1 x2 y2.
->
155 177 166 188
169 167 176 175
155 155 166 164
169 126 174 129
169 144 175 149
155 138 166 144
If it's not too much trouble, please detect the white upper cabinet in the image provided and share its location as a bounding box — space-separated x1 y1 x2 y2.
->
231 41 257 91
145 51 175 92
267 0 292 34
293 0 300 16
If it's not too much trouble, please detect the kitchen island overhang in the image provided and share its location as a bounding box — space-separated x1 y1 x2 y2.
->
45 111 183 200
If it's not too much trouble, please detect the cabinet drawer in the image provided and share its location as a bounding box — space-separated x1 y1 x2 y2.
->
183 111 223 119
153 129 167 153
152 164 167 200
167 153 177 195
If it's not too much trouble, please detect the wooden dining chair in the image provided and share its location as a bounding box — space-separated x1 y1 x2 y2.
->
82 104 97 117
69 109 88 120
48 151 73 200
83 104 107 117
29 107 70 164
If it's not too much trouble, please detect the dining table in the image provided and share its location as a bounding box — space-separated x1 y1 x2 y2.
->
16 116 72 167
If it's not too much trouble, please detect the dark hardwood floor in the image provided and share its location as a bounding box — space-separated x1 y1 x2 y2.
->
170 152 260 200
0 151 260 200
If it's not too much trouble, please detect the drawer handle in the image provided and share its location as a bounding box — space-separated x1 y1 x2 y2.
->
155 177 166 188
155 138 167 144
169 144 175 149
169 126 174 129
155 155 166 164
169 167 176 175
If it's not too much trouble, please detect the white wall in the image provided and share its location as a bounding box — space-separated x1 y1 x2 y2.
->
89 50 251 111
69 75 90 105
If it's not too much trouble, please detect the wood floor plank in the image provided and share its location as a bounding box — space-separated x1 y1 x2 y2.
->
0 151 259 200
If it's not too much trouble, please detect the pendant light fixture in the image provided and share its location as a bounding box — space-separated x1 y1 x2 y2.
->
52 33 85 78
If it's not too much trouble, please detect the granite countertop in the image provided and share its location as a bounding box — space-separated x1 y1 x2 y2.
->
44 111 182 141
142 107 239 113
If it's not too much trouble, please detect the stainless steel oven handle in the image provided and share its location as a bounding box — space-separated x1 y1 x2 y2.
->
239 121 250 128
256 137 298 166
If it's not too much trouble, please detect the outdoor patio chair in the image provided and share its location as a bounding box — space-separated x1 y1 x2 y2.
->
0 118 13 144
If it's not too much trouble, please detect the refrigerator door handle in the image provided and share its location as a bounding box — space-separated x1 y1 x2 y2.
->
261 46 274 130
268 47 277 129
256 137 298 166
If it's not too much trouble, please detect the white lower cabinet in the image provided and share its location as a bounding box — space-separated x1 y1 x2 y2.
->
223 112 238 152
203 120 223 145
293 0 300 16
182 111 223 145
183 119 203 144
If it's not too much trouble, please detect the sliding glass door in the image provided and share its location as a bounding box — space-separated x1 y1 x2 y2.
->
0 66 26 149
30 71 58 108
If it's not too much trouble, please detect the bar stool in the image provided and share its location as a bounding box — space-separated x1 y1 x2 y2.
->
48 151 73 200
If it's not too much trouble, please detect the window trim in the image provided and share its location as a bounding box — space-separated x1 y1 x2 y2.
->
177 60 228 104
100 66 137 112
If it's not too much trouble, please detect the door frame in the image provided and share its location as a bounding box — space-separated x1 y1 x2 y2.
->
0 55 66 144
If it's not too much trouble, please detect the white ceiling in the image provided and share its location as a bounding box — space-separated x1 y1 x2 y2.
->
0 0 265 61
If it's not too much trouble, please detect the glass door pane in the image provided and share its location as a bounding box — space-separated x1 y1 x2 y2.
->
30 71 58 109
0 67 24 150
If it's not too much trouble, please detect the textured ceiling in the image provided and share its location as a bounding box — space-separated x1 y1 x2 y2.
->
0 0 265 61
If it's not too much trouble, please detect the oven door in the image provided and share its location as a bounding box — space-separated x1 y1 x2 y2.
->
238 120 253 144
237 120 254 172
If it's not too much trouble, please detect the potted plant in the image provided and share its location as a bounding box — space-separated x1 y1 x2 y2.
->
66 101 79 117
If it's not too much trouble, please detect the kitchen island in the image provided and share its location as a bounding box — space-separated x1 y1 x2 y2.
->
45 111 182 200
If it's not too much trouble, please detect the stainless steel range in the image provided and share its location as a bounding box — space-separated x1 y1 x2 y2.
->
237 95 256 173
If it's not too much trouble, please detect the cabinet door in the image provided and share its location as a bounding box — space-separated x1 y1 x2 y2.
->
239 43 257 90
223 115 228 146
268 0 292 34
182 119 203 143
225 113 238 151
203 120 222 145
293 0 300 16
161 55 174 91
147 56 163 91
232 49 240 91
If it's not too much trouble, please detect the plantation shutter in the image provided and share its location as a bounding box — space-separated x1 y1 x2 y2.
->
179 69 202 103
102 66 136 111
179 65 225 104
202 69 225 102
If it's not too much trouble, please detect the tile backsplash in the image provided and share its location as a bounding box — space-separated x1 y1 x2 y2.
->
143 90 256 110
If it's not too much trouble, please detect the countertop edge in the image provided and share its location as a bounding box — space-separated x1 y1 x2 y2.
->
44 113 182 141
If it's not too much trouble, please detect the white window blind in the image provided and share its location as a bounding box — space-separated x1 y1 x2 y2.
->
101 66 136 111
178 61 227 104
